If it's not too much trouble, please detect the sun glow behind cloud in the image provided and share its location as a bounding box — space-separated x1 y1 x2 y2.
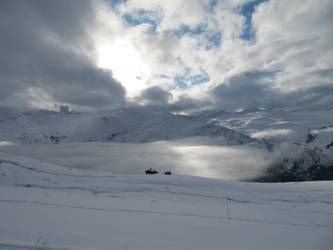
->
1 0 332 111
97 40 150 97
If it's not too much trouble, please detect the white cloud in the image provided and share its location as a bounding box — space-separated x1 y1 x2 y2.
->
90 0 333 111
251 129 293 139
252 0 333 92
119 0 210 31
1 0 332 111
0 141 15 147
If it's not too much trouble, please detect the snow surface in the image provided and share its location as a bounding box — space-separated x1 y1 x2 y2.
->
208 109 333 144
0 107 333 249
0 151 332 250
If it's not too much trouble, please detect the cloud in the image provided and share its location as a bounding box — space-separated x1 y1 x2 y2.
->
251 129 293 139
119 0 210 32
0 0 332 112
213 70 333 111
252 0 333 91
1 139 273 180
138 86 171 106
0 0 126 110
167 94 213 113
213 70 280 111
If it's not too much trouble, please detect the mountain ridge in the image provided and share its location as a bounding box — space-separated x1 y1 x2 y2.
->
0 106 332 181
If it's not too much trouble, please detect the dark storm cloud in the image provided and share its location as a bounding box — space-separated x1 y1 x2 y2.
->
313 68 333 78
213 70 333 111
137 86 213 113
290 85 333 110
213 71 280 111
0 0 126 109
139 86 171 105
169 95 212 112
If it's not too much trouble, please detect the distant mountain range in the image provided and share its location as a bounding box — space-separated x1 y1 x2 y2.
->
0 106 332 181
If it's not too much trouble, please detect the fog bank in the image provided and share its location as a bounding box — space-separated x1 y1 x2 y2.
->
0 139 273 180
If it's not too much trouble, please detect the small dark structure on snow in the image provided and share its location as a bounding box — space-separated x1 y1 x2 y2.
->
145 168 159 175
164 171 172 175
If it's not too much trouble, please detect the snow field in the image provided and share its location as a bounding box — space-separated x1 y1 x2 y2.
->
0 152 332 250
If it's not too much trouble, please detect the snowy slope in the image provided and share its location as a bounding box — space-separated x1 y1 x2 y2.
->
0 107 254 146
199 108 333 144
1 106 332 147
198 108 333 180
0 151 332 250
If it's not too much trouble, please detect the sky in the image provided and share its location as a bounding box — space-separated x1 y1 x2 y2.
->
0 0 332 113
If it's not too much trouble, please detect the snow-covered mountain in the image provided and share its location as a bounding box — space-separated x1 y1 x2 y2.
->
0 106 332 181
0 106 254 145
198 108 333 181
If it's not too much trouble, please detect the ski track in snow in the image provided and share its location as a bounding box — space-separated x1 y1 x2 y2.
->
0 243 66 250
0 159 117 178
0 199 328 229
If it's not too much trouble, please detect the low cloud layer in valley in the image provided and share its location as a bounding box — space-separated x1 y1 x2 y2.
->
0 139 273 180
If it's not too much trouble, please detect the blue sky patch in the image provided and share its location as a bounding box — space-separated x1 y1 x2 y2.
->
107 0 127 7
239 0 268 41
174 25 206 38
209 0 219 11
190 74 211 85
122 9 160 31
156 74 171 80
174 76 188 89
265 69 283 80
174 71 210 89
205 31 222 49
174 25 222 49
